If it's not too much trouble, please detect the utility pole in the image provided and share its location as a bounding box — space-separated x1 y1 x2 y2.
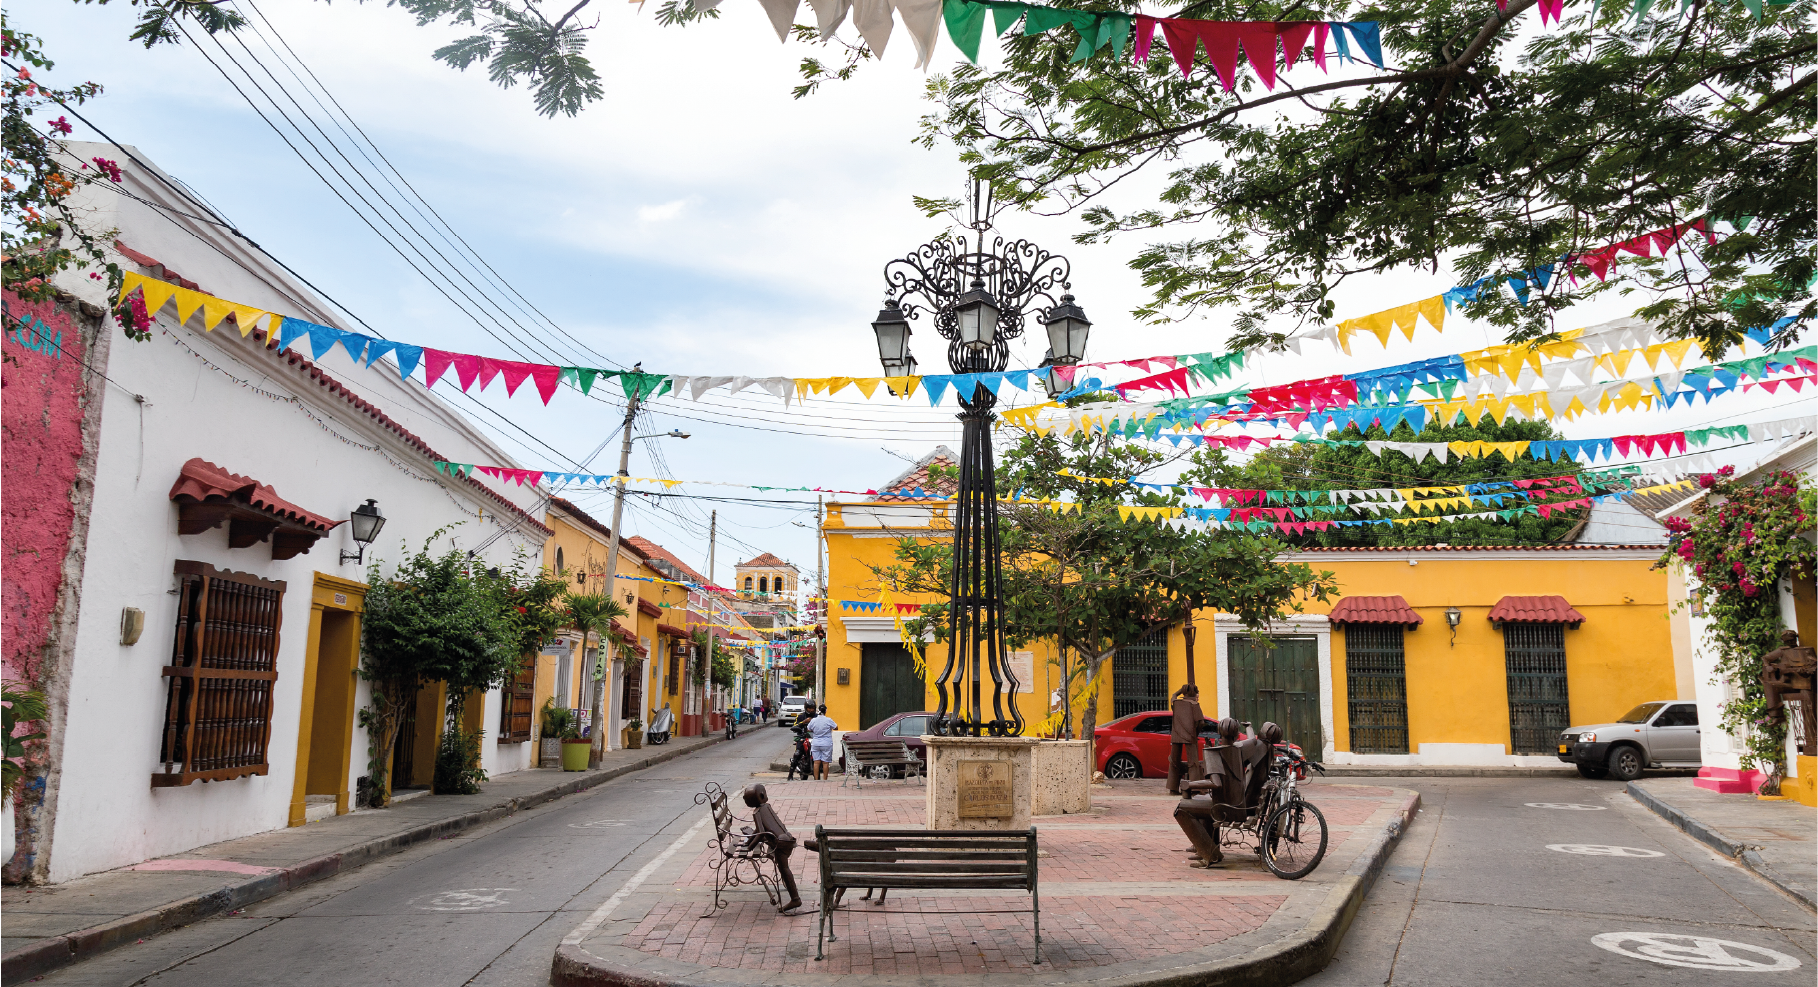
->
706 510 717 729
814 497 825 704
589 381 641 767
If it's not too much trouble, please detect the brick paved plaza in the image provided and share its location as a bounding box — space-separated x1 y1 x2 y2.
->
558 778 1418 985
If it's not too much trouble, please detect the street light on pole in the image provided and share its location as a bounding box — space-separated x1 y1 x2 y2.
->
871 181 1090 737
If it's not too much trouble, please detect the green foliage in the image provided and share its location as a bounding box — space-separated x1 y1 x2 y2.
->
1180 416 1588 546
541 697 578 739
898 0 1812 354
0 18 136 334
2 683 48 800
432 725 487 795
1659 466 1816 785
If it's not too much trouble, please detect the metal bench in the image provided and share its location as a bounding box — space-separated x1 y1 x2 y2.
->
840 738 925 789
694 782 783 915
813 826 1040 961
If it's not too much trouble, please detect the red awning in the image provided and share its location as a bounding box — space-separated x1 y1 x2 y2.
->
1328 595 1423 626
169 458 341 560
1489 595 1586 625
656 623 690 638
637 598 662 618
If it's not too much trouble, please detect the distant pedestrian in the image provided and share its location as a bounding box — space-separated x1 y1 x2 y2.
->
807 705 837 780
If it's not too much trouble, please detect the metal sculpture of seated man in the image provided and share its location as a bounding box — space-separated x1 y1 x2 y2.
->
1762 629 1817 759
1174 717 1247 868
741 784 803 913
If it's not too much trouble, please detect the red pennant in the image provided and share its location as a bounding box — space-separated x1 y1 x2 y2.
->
1237 22 1278 89
1651 224 1686 254
1537 504 1554 519
1132 14 1159 63
531 364 561 404
476 357 505 391
1160 19 1200 78
1312 23 1329 69
496 360 536 397
477 466 502 480
1617 236 1653 257
1197 21 1243 90
424 348 455 389
1279 22 1314 67
1669 432 1687 455
449 353 482 391
1613 436 1634 456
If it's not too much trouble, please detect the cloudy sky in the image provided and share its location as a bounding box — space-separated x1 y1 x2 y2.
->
18 0 1808 586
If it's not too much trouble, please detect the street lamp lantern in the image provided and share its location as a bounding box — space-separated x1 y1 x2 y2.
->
1043 292 1091 364
953 283 1001 352
340 499 386 565
871 298 912 373
1038 351 1067 401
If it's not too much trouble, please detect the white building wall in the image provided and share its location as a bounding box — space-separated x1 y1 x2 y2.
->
43 146 550 881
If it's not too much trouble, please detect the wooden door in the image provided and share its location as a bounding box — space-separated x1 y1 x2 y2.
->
1228 636 1323 760
859 643 924 729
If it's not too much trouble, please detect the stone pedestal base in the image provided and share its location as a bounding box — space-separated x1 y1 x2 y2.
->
924 737 1093 829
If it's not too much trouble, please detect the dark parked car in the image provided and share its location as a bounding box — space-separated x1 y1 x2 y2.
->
1094 710 1220 779
837 711 935 774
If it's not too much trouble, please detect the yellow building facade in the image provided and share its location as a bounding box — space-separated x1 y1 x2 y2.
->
824 479 1677 766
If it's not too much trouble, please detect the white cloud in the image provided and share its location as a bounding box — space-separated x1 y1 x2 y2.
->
636 198 691 224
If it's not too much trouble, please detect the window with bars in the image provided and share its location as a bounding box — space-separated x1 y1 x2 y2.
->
155 561 286 787
499 656 535 742
1344 625 1409 754
621 659 644 720
1112 627 1170 720
668 644 685 696
1503 622 1570 754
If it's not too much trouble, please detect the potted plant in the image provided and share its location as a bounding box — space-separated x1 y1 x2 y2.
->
624 717 644 750
539 699 572 769
561 716 591 772
4 684 48 867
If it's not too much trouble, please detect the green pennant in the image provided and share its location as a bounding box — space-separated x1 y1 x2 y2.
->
574 368 606 394
943 0 991 63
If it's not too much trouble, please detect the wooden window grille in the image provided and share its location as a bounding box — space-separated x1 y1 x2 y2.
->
621 659 644 719
499 656 535 742
1503 622 1570 754
668 647 682 696
155 561 286 787
1344 625 1409 754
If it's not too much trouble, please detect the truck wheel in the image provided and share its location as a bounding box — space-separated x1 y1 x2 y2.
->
1607 745 1644 782
1576 763 1608 780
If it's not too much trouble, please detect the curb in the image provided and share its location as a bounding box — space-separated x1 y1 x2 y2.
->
549 789 1422 987
1626 781 1816 911
1 735 727 983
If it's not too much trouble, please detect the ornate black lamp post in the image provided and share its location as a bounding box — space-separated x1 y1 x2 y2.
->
871 188 1090 737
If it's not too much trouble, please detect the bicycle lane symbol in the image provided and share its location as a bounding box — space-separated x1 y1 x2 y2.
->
1592 932 1803 972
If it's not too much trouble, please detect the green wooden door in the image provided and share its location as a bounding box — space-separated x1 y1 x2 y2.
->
859 643 925 729
1228 636 1323 761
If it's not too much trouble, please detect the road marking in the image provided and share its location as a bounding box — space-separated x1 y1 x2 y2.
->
411 888 517 912
1592 932 1802 971
1547 844 1664 857
568 819 631 829
563 816 709 946
1524 802 1606 810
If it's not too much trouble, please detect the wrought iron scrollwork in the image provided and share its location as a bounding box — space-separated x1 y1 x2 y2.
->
695 782 782 915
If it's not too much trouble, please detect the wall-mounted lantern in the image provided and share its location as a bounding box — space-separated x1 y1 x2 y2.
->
1444 606 1461 647
340 499 387 566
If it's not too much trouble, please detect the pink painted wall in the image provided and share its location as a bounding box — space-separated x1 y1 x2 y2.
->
2 292 90 686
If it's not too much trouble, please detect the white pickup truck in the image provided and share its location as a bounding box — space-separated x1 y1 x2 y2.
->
1557 700 1702 780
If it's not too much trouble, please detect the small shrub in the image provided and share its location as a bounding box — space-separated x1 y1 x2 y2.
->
433 726 488 795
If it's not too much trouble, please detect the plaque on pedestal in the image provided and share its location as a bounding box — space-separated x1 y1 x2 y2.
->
956 759 1013 818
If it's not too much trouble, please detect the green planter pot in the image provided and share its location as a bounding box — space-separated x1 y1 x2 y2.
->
561 740 592 772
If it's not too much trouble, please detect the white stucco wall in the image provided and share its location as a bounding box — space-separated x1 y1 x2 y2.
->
42 148 551 881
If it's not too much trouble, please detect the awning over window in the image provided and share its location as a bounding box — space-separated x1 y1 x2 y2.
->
169 458 341 560
1489 595 1586 625
1328 595 1423 626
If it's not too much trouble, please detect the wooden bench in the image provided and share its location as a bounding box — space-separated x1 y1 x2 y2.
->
840 739 925 789
694 782 782 915
813 826 1040 961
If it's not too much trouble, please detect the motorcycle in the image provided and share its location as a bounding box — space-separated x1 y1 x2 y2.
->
786 722 814 780
725 707 739 740
648 705 673 746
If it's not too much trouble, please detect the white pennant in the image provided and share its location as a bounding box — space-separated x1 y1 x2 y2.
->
805 0 851 36
756 0 802 41
893 0 944 68
852 0 895 54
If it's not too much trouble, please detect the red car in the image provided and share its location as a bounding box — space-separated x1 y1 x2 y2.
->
837 711 935 775
1093 710 1218 779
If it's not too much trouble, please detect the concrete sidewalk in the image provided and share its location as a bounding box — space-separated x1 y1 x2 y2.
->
552 778 1420 987
1 733 725 982
1628 777 1816 910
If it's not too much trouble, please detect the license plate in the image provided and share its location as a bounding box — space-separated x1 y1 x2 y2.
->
1558 744 1569 753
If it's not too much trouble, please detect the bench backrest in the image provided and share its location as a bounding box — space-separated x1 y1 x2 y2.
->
844 740 917 763
706 790 737 843
815 827 1037 892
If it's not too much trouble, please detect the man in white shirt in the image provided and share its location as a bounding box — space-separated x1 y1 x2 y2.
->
807 705 837 781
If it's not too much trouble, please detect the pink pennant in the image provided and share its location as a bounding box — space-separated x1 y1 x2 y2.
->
450 353 482 391
424 348 455 389
1537 0 1563 24
1122 358 1154 373
477 466 502 480
496 359 536 397
1788 376 1808 392
1312 23 1329 70
1651 224 1686 254
1617 236 1653 257
1668 432 1687 454
1613 436 1634 457
1759 379 1781 394
1692 217 1715 244
1496 0 1509 10
476 357 505 391
1537 503 1554 519
1279 22 1314 68
1053 363 1080 384
1796 357 1815 374
1133 14 1159 63
1237 22 1279 90
531 364 561 404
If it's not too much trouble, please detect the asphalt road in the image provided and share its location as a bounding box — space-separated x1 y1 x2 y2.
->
1304 776 1815 986
28 754 1817 987
30 725 797 987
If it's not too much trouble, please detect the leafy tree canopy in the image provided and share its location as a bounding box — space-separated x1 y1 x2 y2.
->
1181 415 1596 546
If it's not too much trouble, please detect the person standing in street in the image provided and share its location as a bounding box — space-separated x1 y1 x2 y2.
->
1167 683 1209 796
807 705 837 781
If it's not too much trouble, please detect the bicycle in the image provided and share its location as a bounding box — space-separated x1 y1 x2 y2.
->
1253 743 1329 880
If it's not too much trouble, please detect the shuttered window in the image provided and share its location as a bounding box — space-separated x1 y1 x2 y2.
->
668 645 683 696
155 561 286 787
499 656 535 742
621 659 644 719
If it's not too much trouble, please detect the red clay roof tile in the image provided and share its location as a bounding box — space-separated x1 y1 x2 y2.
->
1488 595 1586 624
169 458 342 532
1329 595 1423 626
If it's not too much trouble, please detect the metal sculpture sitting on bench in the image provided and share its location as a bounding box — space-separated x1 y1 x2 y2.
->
695 782 789 915
1173 719 1331 880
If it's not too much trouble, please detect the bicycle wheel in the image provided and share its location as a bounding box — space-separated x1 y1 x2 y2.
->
1261 799 1328 880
